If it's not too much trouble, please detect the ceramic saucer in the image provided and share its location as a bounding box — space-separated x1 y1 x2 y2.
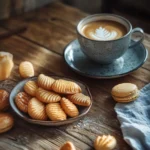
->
64 40 148 79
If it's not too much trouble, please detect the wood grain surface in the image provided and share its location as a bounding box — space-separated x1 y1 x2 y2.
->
0 1 150 150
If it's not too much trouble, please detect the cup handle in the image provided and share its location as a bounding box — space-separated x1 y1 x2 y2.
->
129 27 144 48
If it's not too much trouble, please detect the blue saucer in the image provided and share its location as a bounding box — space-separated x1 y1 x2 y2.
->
64 40 148 79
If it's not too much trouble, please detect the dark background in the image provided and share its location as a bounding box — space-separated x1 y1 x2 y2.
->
62 0 150 34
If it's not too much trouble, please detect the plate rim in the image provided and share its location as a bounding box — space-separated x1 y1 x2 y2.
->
64 39 148 79
9 75 93 126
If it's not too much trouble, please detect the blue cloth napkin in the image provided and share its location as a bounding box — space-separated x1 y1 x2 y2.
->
115 83 150 150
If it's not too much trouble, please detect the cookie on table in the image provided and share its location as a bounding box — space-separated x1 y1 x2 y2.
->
28 98 47 120
94 135 117 150
24 81 38 96
19 61 34 78
60 141 76 150
67 93 91 106
46 103 66 121
36 88 61 103
37 74 55 90
111 83 139 103
60 98 79 117
52 79 81 94
0 89 9 111
0 113 14 133
15 92 31 113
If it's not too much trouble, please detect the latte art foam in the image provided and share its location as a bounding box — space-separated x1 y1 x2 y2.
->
81 20 127 41
90 27 118 40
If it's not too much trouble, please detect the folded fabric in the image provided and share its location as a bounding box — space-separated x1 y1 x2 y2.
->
115 83 150 150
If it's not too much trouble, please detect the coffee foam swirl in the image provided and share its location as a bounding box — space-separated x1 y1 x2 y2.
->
90 27 118 41
81 20 127 41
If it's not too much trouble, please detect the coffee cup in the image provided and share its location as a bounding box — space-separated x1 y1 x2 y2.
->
77 14 144 64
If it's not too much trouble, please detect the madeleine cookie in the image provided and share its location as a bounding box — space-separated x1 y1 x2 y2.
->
60 141 76 150
19 61 34 78
46 103 66 121
52 79 81 94
28 98 47 120
67 93 91 106
15 92 31 113
60 98 79 117
36 88 61 103
0 113 14 133
111 83 139 102
24 81 38 96
94 135 117 150
38 74 55 90
0 90 9 111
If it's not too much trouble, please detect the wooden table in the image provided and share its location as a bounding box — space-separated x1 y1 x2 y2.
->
0 1 150 150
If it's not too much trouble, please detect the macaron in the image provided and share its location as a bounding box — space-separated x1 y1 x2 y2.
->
111 83 139 103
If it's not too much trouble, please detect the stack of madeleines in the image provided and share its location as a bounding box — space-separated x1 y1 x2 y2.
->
0 90 14 133
111 83 139 103
15 74 91 121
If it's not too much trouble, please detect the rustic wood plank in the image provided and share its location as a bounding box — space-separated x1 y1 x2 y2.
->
0 34 149 149
0 35 148 91
16 120 92 150
0 2 149 73
142 33 150 70
0 2 149 149
0 123 59 150
0 2 87 55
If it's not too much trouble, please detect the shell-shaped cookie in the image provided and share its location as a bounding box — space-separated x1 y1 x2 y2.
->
60 141 76 150
28 98 47 120
19 61 34 78
60 98 79 117
15 92 31 113
67 93 91 106
36 88 61 103
0 113 14 133
94 135 117 150
0 90 9 111
24 81 38 96
46 103 66 121
38 74 55 90
52 79 81 94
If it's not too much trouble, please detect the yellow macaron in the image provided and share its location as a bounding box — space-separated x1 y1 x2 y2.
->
111 83 139 103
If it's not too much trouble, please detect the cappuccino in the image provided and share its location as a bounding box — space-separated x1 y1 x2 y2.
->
80 20 127 41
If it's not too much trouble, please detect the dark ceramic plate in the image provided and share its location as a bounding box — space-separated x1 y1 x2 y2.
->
64 40 148 79
9 75 92 126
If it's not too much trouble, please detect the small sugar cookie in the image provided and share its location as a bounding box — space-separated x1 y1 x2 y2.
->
111 83 139 103
19 61 34 78
60 141 76 150
0 113 14 133
60 98 79 117
67 93 91 106
0 89 9 111
52 79 81 94
15 92 31 113
28 98 47 120
36 88 61 103
46 103 66 121
94 135 117 150
38 74 55 90
24 81 38 96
